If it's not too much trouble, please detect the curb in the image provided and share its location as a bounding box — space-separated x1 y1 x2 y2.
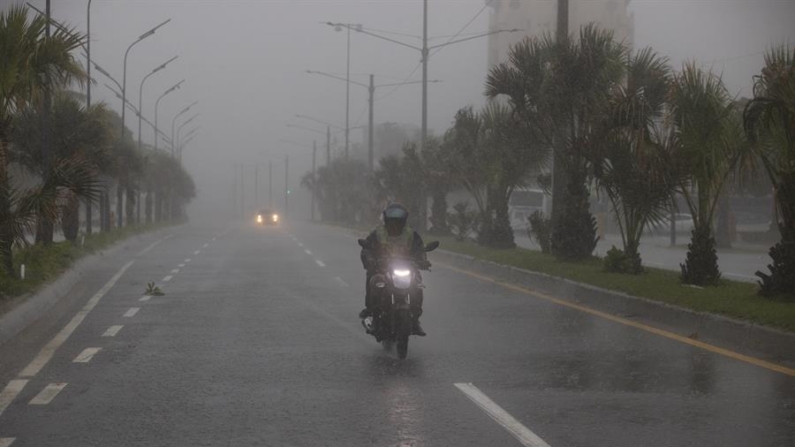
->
0 228 173 347
434 248 795 366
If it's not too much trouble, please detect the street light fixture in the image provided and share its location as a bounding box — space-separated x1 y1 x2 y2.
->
121 18 171 138
154 80 184 151
138 56 178 151
324 22 363 159
176 113 199 160
306 70 440 171
329 13 518 151
171 101 198 157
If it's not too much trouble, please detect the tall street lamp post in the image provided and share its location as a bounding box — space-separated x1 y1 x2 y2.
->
138 56 178 151
306 70 438 172
171 101 198 157
325 22 362 159
155 80 185 151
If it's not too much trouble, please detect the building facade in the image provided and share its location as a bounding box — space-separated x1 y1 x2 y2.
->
486 0 634 69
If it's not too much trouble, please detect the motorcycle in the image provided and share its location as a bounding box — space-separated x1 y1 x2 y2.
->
357 238 439 359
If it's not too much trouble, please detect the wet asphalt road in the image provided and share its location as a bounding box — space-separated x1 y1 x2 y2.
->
0 221 793 447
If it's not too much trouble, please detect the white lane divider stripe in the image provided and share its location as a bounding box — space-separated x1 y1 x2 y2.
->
304 249 312 255
19 261 134 378
298 243 304 247
29 383 67 405
0 380 28 418
73 348 101 363
334 277 349 287
0 437 15 447
137 235 173 256
184 258 191 263
178 263 185 268
139 295 151 302
162 275 173 282
124 308 140 318
454 383 552 447
103 325 123 337
315 259 326 267
193 250 200 255
203 243 209 248
171 268 179 274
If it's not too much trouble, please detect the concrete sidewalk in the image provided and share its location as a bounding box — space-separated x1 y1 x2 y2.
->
514 231 771 283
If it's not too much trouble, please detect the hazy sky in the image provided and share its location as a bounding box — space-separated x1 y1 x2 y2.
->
5 0 794 219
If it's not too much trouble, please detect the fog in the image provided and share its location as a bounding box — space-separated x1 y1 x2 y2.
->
21 0 795 222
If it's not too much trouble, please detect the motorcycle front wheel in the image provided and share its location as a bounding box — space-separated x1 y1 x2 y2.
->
396 309 411 359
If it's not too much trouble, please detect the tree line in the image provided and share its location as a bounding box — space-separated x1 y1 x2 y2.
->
302 25 793 300
0 6 196 278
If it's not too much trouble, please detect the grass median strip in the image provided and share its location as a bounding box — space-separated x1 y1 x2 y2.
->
0 223 170 303
433 236 795 333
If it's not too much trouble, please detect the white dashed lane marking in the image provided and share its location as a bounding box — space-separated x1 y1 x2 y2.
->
102 325 123 337
0 437 15 447
193 250 200 255
123 308 140 318
19 261 134 378
0 380 28 418
184 258 191 263
171 269 179 274
203 243 209 248
304 249 312 255
315 260 326 268
178 263 185 268
455 383 552 447
334 277 349 287
29 383 67 405
162 275 173 282
298 243 304 247
73 348 101 363
139 295 151 302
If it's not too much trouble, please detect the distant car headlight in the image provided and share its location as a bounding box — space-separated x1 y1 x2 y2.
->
272 214 279 222
256 215 263 223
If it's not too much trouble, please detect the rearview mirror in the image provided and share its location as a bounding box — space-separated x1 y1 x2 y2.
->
424 241 440 252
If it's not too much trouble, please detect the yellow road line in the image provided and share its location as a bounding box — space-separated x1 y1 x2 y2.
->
438 262 795 377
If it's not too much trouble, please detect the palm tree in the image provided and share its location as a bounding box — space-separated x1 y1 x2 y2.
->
669 63 745 286
486 24 626 259
594 48 679 273
10 93 111 243
0 5 85 275
743 45 795 298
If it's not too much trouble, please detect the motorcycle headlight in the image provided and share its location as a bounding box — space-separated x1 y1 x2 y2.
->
391 270 412 289
393 269 411 277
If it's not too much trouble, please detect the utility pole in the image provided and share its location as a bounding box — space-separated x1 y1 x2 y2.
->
551 0 569 226
284 155 289 219
326 126 331 166
421 0 429 151
368 74 375 172
269 160 273 209
86 0 94 235
254 165 259 209
345 26 351 159
312 141 317 221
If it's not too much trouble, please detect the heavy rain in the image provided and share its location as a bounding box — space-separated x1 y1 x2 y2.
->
0 1 794 446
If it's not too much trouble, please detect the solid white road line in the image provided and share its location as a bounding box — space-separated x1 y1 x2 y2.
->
139 295 151 302
123 308 140 318
29 383 67 405
102 325 123 337
454 383 552 447
333 277 349 287
0 380 28 418
304 249 312 255
171 268 179 274
193 250 200 255
0 437 15 447
162 275 173 282
136 235 172 257
315 259 326 267
73 348 101 363
19 261 134 378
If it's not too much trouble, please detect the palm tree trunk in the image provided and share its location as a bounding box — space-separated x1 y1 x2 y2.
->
125 184 135 227
62 193 80 242
116 182 123 228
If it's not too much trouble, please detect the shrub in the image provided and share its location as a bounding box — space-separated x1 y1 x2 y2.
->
527 210 551 254
604 245 643 274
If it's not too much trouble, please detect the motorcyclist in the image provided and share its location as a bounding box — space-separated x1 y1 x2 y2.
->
359 203 429 336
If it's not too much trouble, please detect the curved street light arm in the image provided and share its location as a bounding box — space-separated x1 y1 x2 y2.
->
327 22 421 52
287 124 326 136
428 28 521 50
295 114 344 131
306 70 369 89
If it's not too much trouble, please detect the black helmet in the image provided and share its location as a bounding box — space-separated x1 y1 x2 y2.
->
383 203 409 235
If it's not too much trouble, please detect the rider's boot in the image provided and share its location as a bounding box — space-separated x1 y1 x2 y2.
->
412 319 426 337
